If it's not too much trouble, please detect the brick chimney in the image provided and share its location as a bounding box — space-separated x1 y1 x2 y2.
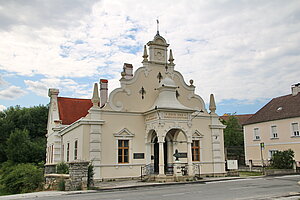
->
292 83 300 96
123 63 133 79
100 79 108 107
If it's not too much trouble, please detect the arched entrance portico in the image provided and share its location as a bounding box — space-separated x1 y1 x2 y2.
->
146 128 193 176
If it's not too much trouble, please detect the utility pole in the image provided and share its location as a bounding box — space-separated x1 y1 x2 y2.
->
260 142 265 174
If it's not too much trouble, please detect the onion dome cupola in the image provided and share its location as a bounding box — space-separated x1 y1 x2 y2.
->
147 33 169 64
151 76 192 110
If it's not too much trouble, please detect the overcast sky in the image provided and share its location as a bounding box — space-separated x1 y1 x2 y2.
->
0 0 299 115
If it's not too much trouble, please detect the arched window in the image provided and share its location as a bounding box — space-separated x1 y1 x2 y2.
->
74 140 78 160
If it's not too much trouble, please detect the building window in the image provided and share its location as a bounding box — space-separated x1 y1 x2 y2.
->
66 143 70 162
191 140 200 161
292 123 299 136
62 144 64 162
51 144 54 163
118 140 129 163
74 140 78 160
253 128 260 140
269 150 278 159
271 125 278 138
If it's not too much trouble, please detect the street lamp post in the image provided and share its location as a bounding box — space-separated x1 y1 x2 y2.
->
260 142 265 174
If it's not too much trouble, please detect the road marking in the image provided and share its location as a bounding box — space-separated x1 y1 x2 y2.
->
230 186 257 190
162 192 185 197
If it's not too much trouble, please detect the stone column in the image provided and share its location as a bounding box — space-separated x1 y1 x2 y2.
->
145 142 151 165
158 141 165 176
187 141 194 176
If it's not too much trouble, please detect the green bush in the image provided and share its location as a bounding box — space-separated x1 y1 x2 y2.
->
270 149 295 169
56 162 69 174
57 179 65 191
87 164 94 189
0 162 44 194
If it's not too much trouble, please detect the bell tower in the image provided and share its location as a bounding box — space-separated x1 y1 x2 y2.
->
147 33 169 64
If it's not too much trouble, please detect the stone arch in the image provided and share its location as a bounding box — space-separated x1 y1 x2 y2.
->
165 128 188 142
146 129 158 143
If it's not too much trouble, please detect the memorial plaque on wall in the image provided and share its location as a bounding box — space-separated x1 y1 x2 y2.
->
133 153 145 159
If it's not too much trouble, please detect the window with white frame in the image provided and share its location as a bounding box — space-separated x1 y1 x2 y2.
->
192 140 201 161
118 140 129 163
74 140 78 160
292 123 299 136
253 128 260 140
269 149 278 159
271 125 278 138
66 143 70 162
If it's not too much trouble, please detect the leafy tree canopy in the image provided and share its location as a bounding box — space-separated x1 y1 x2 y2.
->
220 114 244 148
0 105 48 163
270 149 295 169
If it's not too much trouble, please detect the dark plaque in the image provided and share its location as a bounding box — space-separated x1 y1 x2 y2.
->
177 153 187 158
133 153 145 159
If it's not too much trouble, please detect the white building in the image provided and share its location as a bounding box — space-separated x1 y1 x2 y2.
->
46 32 226 182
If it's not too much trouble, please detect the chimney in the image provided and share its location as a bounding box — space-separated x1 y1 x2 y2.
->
100 79 108 107
123 63 133 79
48 88 59 98
292 83 300 96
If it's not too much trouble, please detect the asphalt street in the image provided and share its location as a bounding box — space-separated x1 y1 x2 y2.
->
11 175 300 200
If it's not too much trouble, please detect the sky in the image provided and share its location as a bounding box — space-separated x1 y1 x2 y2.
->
0 0 300 116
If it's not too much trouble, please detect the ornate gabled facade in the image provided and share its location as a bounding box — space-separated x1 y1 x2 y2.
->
46 33 226 181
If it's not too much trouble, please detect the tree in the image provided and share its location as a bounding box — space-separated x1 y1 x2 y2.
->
270 149 294 169
0 105 48 163
5 129 46 164
0 162 44 194
220 114 244 164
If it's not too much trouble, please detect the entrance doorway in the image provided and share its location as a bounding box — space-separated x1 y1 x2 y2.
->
153 137 169 174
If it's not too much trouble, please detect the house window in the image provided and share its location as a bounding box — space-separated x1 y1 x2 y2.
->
191 140 200 161
66 143 70 162
253 128 260 140
292 123 299 136
118 140 129 163
62 144 64 162
271 125 278 138
269 150 278 159
74 140 78 160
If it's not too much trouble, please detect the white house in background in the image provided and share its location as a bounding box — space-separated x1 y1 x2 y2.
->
46 32 226 182
243 83 300 167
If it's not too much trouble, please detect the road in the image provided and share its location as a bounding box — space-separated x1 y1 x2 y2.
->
36 175 300 200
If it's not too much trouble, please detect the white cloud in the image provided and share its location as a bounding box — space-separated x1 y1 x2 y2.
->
25 78 92 99
0 104 6 111
0 85 27 100
1 0 300 107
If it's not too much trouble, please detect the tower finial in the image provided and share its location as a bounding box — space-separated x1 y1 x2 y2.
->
156 19 159 35
168 49 174 64
91 83 100 107
142 45 148 62
209 94 216 114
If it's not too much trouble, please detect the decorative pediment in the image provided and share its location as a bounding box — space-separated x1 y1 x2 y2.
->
192 130 204 139
114 128 135 138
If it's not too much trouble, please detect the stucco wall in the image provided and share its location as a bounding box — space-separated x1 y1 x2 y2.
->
244 117 300 166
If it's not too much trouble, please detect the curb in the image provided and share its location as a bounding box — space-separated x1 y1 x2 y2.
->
94 177 245 192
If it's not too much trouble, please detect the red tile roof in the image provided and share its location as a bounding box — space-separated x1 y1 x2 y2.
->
57 97 93 125
220 114 253 125
244 93 300 125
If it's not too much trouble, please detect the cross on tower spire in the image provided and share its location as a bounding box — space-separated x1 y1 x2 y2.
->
156 19 159 35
